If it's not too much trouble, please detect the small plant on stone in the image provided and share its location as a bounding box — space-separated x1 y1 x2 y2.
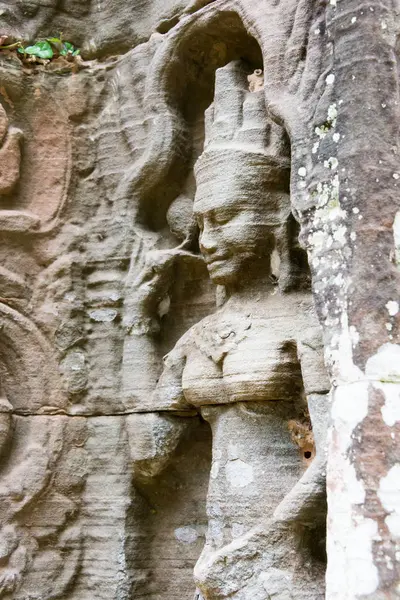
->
17 36 80 60
0 34 80 63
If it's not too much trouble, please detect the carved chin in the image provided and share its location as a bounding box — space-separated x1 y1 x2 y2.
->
206 260 240 286
206 252 261 285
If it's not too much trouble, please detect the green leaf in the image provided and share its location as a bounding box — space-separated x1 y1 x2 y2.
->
46 37 62 44
60 41 75 56
23 41 53 59
17 47 26 54
72 49 80 56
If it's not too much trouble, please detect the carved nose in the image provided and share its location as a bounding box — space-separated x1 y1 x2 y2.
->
199 228 217 255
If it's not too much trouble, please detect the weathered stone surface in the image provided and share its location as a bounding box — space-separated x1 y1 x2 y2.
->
0 0 197 56
0 0 399 598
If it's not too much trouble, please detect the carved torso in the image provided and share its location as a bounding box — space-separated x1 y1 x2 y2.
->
154 290 328 412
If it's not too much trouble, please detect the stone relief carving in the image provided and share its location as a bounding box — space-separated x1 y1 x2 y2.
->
130 60 330 599
0 289 87 598
0 0 332 594
0 1 335 596
0 415 87 598
2 0 397 596
120 8 266 414
0 68 72 233
0 103 21 198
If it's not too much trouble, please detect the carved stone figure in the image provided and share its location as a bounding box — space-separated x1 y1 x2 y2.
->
3 0 399 596
0 298 87 598
0 103 21 197
131 60 330 599
0 63 74 234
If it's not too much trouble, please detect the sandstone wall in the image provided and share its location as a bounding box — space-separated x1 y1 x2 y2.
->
0 1 399 599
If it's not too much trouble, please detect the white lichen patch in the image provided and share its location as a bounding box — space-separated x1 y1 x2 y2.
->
326 73 335 85
347 519 379 595
174 526 199 544
366 344 400 426
225 458 254 488
308 230 326 250
310 106 340 254
378 465 400 537
315 84 399 594
366 343 400 383
328 103 338 123
315 105 337 140
325 313 364 384
331 381 369 443
327 379 379 598
349 325 359 347
211 460 219 479
393 211 400 267
333 273 345 288
381 384 400 427
324 157 339 170
326 443 378 597
333 225 347 245
315 126 328 139
89 308 118 322
386 300 399 316
298 166 307 177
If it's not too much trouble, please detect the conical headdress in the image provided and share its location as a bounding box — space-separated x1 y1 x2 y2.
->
194 60 291 227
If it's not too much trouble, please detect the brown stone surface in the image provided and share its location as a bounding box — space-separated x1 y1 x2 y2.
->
0 0 399 598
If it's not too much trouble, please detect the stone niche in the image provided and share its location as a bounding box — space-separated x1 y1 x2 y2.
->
0 1 332 599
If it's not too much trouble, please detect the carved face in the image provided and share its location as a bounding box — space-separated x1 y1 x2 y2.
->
194 152 289 286
194 192 282 286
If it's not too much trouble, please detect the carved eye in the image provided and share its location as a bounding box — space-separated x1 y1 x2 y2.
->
304 451 312 459
213 213 230 226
